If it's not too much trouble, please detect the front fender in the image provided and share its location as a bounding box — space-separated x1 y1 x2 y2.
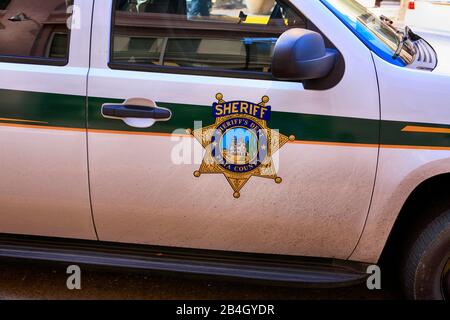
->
350 149 450 263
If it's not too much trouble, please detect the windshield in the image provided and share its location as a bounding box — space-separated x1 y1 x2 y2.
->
321 0 415 66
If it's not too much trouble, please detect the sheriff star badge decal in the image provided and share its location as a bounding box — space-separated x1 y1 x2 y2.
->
187 93 295 199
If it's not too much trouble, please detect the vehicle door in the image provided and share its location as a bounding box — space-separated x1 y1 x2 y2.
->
87 0 380 259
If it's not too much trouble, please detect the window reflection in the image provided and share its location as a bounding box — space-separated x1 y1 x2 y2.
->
112 0 306 73
0 0 72 61
0 0 11 10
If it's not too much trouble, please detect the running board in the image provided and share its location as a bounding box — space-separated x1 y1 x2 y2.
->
0 234 369 287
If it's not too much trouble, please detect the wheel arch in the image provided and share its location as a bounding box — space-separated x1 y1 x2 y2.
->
380 172 450 263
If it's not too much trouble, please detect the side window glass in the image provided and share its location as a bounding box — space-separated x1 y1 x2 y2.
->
0 0 72 64
112 0 307 75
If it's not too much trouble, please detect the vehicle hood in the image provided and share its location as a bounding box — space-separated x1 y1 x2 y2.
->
418 31 450 75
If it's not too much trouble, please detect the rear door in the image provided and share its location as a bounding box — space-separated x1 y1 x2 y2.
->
87 0 380 259
0 0 96 239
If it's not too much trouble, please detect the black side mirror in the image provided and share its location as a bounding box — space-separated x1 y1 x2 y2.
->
272 28 337 81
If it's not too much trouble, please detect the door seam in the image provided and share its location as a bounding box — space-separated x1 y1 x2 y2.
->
347 52 382 260
85 0 99 240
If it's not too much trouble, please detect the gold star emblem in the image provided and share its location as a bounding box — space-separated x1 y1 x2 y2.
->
187 93 295 198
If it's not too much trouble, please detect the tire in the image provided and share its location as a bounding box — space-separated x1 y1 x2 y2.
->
401 209 450 300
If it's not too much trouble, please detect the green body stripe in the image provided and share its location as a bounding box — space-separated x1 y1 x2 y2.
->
381 120 450 147
1 89 450 148
88 97 380 145
0 89 85 129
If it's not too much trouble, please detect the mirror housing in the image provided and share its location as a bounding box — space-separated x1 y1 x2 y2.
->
272 29 337 81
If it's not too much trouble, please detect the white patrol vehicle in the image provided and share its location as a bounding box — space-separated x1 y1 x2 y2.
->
0 0 449 300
